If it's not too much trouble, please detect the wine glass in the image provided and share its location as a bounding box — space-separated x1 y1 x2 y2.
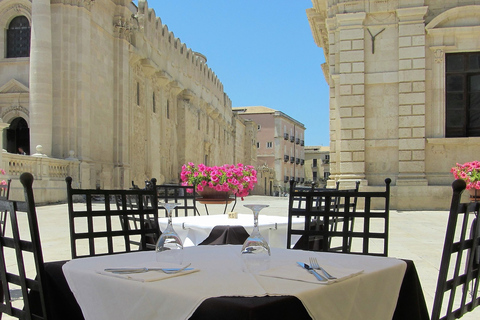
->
241 204 271 273
156 202 184 264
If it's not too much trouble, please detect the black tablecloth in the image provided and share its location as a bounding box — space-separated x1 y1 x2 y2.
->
198 225 249 245
32 258 429 320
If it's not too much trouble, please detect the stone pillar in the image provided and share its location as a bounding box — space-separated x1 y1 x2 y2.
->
333 12 367 182
29 0 53 157
396 7 428 186
0 121 9 170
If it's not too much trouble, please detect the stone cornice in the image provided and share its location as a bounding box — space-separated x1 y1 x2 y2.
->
396 6 428 23
51 0 95 11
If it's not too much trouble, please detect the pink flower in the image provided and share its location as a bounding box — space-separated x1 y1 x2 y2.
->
451 161 480 190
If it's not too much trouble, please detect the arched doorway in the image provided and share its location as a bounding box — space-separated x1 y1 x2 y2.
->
6 118 29 154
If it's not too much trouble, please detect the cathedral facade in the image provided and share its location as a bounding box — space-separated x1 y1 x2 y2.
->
0 0 255 199
308 0 480 209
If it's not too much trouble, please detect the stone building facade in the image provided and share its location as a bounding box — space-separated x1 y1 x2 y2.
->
304 146 330 188
233 106 306 196
307 0 480 209
0 0 255 197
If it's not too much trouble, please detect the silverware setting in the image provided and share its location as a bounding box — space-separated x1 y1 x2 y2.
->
296 262 327 282
105 263 192 274
309 257 337 280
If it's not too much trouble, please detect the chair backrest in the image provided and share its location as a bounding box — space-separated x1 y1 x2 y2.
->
66 177 160 259
431 180 480 320
156 184 199 217
287 178 391 257
0 173 49 319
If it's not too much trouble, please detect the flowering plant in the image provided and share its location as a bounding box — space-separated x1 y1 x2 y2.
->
451 161 480 190
181 163 257 198
0 169 6 185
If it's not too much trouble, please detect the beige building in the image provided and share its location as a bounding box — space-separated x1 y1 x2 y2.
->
233 106 306 196
307 0 480 209
304 146 330 188
0 0 255 202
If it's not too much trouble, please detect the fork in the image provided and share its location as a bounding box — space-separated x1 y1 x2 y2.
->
309 257 336 280
105 263 192 274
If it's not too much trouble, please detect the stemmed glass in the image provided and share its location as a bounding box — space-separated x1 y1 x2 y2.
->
241 204 271 273
156 202 184 264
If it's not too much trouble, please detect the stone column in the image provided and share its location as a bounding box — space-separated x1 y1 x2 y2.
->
29 0 53 157
0 121 9 170
333 12 367 182
396 7 428 187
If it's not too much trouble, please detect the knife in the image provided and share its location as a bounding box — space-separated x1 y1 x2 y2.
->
104 267 193 273
296 262 327 282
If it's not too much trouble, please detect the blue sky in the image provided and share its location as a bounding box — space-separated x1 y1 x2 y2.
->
136 1 329 146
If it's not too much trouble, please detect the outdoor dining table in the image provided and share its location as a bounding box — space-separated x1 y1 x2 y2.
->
158 214 304 248
61 245 410 320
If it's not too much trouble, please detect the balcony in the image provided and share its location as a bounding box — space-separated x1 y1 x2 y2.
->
322 159 330 164
284 176 289 183
300 159 305 165
300 140 304 146
284 155 289 162
295 138 300 145
290 156 295 163
290 135 295 142
283 133 289 140
295 158 300 165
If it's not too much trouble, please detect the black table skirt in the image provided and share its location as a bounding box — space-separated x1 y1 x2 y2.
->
34 259 429 320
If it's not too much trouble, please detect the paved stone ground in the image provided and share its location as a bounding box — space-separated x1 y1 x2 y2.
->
3 195 480 319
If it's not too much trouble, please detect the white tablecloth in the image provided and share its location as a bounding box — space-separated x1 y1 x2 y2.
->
63 245 406 320
158 214 304 248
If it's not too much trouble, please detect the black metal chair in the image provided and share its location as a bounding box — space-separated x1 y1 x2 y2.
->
0 173 49 319
431 179 480 320
156 183 200 217
0 179 12 236
287 178 391 257
65 177 160 259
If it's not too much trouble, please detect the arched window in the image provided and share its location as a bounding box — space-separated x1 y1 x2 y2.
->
7 16 30 58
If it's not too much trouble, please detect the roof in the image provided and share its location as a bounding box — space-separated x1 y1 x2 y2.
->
232 106 277 114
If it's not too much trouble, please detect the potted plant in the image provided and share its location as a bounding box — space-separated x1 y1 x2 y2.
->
180 163 257 200
451 161 480 200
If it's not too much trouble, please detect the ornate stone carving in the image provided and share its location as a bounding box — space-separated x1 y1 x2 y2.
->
1 105 29 119
114 16 134 42
434 49 444 63
50 0 95 11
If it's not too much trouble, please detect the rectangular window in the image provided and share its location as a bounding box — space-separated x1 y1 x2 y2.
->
313 159 318 168
266 142 273 148
152 93 156 113
136 82 140 106
166 100 170 119
446 52 480 137
257 142 260 149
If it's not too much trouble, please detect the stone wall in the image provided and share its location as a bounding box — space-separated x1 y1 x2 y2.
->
0 0 254 194
307 0 480 209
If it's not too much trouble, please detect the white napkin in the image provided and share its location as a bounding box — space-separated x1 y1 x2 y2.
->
97 268 199 282
259 263 363 284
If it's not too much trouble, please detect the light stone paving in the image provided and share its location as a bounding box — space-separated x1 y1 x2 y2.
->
3 195 480 319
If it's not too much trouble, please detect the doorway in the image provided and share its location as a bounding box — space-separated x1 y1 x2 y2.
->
6 117 29 155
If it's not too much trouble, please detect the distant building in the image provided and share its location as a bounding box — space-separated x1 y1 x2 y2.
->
304 146 330 188
233 106 306 196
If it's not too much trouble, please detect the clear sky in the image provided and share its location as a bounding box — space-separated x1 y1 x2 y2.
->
135 0 329 147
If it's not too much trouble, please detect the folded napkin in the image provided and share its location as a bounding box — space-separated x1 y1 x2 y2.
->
259 263 363 284
97 268 199 282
